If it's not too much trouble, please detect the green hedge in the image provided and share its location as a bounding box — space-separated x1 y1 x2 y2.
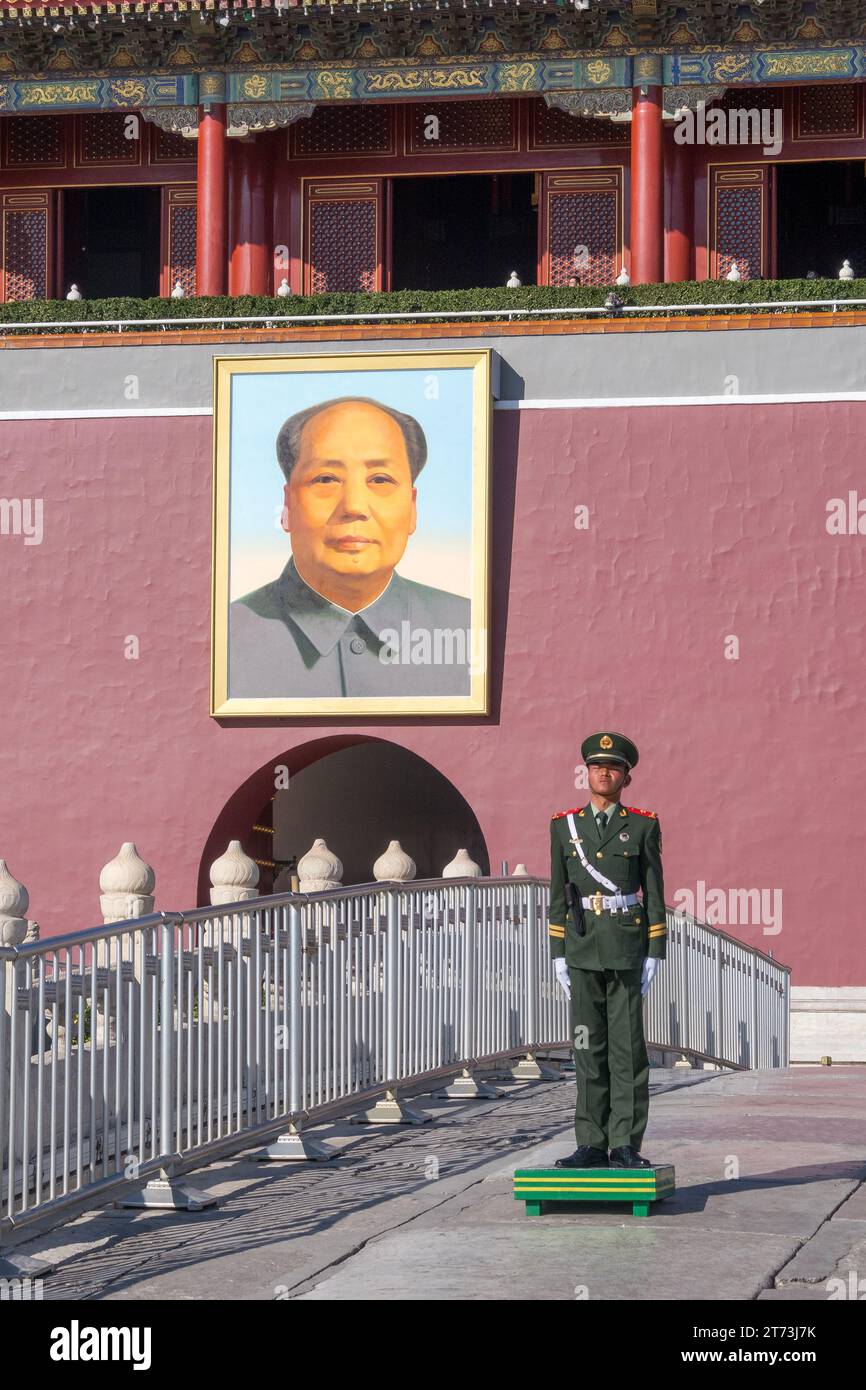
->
1 279 865 333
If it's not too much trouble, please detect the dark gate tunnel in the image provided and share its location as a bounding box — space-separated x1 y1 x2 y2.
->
197 736 489 903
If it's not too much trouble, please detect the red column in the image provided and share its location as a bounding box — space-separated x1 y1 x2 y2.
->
229 134 272 296
664 126 694 282
630 84 664 285
196 104 228 296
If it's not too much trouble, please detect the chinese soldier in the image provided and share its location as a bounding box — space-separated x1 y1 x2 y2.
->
548 732 666 1169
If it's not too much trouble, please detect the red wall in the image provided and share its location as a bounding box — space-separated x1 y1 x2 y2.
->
2 402 864 985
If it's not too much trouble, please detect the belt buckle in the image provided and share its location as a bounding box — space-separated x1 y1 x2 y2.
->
591 891 604 916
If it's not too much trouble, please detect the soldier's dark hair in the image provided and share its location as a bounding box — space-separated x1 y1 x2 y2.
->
276 397 428 483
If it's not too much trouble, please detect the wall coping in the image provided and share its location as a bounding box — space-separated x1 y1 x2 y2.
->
5 309 866 350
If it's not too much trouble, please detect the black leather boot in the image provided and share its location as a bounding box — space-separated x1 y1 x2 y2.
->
608 1145 652 1168
554 1145 609 1168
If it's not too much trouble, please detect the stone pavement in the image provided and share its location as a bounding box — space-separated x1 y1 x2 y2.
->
11 1064 866 1301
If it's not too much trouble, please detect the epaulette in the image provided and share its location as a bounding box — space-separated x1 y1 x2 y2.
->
552 805 585 820
625 805 656 818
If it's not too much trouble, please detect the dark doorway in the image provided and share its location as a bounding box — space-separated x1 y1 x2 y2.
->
391 173 537 290
62 186 161 298
776 161 866 279
271 742 489 885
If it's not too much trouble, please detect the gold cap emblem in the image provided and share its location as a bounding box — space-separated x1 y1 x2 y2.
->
599 734 613 749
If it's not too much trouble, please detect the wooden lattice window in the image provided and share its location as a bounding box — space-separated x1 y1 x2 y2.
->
1 191 52 302
407 99 518 152
530 99 629 149
710 166 768 281
164 186 196 296
2 115 66 168
304 179 383 293
541 171 622 288
75 112 140 167
152 125 195 164
293 105 394 157
795 85 862 140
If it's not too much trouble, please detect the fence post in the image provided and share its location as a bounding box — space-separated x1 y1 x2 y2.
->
525 880 538 1047
715 933 724 1062
351 886 428 1124
0 948 54 1279
117 915 216 1210
511 878 561 1081
251 897 335 1160
435 882 497 1099
159 918 174 1167
386 887 400 1084
679 917 691 1057
0 953 10 1219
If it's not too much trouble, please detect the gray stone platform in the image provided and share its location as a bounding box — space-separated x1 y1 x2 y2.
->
8 1065 866 1301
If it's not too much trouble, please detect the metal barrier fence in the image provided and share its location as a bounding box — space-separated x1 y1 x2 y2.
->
0 878 790 1240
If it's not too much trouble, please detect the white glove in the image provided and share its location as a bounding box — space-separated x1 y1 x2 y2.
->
554 958 571 1000
641 957 659 997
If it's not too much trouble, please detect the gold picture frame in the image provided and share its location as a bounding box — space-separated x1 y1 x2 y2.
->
211 348 491 717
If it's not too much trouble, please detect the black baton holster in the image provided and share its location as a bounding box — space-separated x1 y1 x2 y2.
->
564 881 587 937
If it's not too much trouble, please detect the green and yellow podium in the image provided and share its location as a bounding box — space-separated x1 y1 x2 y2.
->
513 1165 675 1219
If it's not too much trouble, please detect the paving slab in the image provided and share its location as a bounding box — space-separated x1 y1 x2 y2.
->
5 1065 865 1302
293 1220 801 1301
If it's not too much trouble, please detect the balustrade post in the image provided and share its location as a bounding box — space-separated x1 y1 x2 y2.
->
350 885 428 1125
118 915 216 1209
434 883 498 1100
511 879 561 1082
715 931 724 1061
251 896 334 1160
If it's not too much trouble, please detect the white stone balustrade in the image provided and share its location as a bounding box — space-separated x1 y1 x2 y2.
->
297 838 343 892
373 840 416 882
0 859 31 947
209 840 260 906
442 848 482 878
99 842 155 924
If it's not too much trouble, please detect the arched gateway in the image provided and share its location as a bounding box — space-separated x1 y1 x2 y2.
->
197 736 489 902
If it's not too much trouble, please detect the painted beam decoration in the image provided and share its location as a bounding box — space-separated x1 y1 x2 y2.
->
3 45 866 114
4 0 866 115
0 75 195 112
231 56 631 104
665 49 866 86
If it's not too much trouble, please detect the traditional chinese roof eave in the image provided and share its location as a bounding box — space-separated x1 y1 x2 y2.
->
4 1 866 101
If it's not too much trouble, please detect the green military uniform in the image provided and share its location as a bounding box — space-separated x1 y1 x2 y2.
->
548 732 666 1154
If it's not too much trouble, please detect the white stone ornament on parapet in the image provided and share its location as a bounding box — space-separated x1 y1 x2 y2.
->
513 864 529 876
442 848 482 878
171 280 185 299
506 270 522 288
66 284 82 300
0 859 30 946
276 278 291 297
99 842 155 924
209 840 260 906
725 262 742 282
839 259 855 280
373 840 416 882
615 267 630 286
297 838 343 893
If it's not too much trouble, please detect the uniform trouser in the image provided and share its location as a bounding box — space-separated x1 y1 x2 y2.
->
569 965 650 1150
